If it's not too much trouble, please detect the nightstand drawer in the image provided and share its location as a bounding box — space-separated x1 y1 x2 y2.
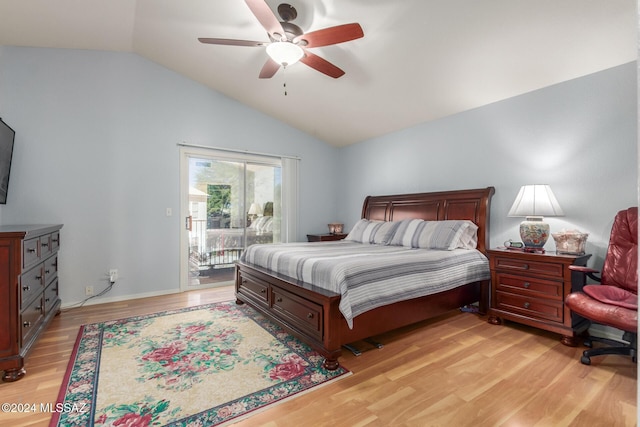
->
495 291 563 323
307 233 347 242
493 256 564 279
495 273 563 300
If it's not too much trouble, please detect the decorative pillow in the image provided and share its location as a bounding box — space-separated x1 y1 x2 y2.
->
345 219 400 245
390 219 478 250
389 219 424 247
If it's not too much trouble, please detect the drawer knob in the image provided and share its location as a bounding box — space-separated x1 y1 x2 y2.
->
27 248 36 253
36 275 43 280
45 269 50 274
260 288 267 293
276 297 283 302
35 305 42 311
45 298 50 303
307 313 314 319
23 286 30 292
523 282 531 288
41 242 49 247
23 321 31 328
524 302 531 309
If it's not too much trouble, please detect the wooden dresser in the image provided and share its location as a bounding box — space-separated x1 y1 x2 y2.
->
0 224 63 382
487 248 591 346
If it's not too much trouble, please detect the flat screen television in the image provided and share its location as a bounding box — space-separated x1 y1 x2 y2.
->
0 118 15 204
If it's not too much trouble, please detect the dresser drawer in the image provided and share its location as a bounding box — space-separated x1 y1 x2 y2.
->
21 296 44 345
495 273 563 300
44 279 59 315
495 291 563 323
51 231 60 251
22 237 40 269
44 254 58 285
20 264 44 308
494 256 564 279
271 286 323 340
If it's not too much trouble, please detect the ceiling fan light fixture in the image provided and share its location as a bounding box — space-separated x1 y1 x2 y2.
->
266 41 304 67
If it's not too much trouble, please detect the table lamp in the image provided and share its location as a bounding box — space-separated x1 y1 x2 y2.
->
508 184 564 251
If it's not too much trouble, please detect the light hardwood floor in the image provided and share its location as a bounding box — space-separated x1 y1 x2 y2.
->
1 286 636 427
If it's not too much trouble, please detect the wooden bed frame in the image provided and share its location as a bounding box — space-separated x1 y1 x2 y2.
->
235 187 495 369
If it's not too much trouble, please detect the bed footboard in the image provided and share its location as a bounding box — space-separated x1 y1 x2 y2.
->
236 262 487 370
235 262 343 370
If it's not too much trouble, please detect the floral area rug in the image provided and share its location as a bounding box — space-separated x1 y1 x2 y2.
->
50 302 350 426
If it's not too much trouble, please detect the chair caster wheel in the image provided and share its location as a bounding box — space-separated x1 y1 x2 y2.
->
584 340 593 348
581 355 591 365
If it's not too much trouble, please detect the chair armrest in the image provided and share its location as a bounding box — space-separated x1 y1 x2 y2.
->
569 265 602 283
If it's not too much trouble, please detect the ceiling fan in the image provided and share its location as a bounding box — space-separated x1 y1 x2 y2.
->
198 0 364 79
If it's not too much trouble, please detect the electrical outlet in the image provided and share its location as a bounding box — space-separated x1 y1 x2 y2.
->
109 269 118 283
85 286 94 296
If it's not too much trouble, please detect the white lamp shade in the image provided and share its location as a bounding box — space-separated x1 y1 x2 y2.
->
508 185 564 218
248 202 263 215
266 42 304 66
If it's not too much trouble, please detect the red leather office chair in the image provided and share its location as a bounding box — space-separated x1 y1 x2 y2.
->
565 207 638 365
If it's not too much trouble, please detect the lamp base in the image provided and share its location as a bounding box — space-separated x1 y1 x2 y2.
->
519 217 550 249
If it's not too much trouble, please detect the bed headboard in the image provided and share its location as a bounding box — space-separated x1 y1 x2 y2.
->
361 187 495 254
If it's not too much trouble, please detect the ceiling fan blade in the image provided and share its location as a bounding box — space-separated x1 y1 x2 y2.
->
294 23 364 48
300 51 345 79
259 57 281 79
198 38 266 47
245 0 286 40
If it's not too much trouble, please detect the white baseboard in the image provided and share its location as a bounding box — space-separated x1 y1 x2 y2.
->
62 288 181 309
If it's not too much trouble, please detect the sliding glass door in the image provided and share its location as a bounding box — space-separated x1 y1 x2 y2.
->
180 147 290 290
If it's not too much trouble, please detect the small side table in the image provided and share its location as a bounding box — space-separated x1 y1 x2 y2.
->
307 233 348 242
487 248 591 346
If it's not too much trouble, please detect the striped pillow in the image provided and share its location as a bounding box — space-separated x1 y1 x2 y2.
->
345 219 400 245
390 219 478 250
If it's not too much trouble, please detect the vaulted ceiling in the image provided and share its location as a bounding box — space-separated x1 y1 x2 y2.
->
0 0 635 146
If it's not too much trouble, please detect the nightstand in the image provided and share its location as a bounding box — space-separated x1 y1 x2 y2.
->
487 248 591 346
306 233 348 242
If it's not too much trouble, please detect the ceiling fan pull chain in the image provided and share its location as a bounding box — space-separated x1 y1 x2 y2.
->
283 65 288 96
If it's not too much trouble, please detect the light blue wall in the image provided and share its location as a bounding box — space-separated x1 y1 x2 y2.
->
0 46 636 305
337 62 637 270
0 46 339 304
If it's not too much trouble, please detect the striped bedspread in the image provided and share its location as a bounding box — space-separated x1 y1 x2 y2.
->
240 241 490 328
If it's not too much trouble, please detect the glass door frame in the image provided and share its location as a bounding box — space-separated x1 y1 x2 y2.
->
179 146 285 291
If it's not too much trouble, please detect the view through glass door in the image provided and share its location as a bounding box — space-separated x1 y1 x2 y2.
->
182 150 282 289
